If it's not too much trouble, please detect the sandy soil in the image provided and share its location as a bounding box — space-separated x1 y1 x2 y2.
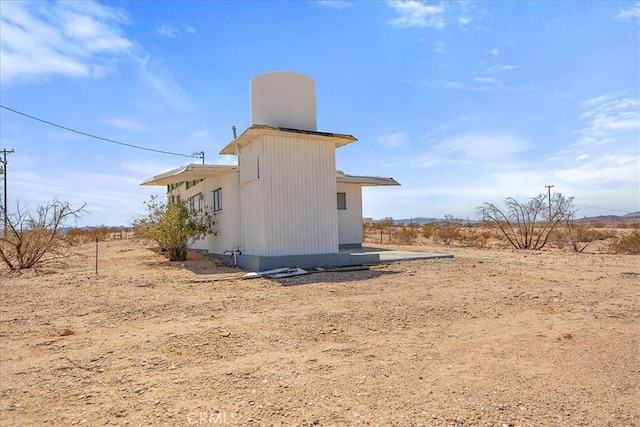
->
1 239 638 426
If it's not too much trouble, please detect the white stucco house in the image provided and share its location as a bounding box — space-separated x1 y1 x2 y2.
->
141 72 399 270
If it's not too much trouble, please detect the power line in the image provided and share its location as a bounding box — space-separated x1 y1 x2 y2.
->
0 105 194 159
574 204 636 214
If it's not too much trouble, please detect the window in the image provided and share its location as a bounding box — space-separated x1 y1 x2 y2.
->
337 192 347 210
213 188 222 212
189 193 203 212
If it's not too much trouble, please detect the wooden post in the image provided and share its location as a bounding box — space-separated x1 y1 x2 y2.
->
95 237 99 276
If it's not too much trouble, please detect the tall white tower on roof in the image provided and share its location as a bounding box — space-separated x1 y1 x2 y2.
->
250 71 317 131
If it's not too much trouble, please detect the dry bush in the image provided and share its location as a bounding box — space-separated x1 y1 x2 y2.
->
0 200 85 271
421 224 435 241
565 222 603 253
478 193 573 250
433 215 462 246
394 224 420 245
617 222 640 229
458 227 492 248
608 229 640 254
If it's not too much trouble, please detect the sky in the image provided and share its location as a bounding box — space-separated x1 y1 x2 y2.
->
1 0 639 227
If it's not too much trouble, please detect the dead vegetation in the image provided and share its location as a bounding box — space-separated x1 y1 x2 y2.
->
1 239 638 426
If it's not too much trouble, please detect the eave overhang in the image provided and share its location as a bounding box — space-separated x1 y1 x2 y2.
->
140 164 238 186
220 124 357 155
337 172 400 187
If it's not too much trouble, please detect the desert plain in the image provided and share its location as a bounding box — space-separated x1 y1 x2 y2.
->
0 237 638 426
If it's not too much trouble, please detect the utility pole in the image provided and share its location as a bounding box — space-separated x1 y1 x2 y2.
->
1 149 15 238
545 184 554 219
192 151 205 164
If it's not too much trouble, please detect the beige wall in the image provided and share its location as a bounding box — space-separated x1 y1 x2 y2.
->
337 183 363 246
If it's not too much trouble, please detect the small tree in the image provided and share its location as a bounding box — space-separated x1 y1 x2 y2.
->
0 200 86 271
134 196 216 261
477 193 573 250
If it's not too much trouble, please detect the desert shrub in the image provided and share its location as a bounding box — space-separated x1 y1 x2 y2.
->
395 224 420 245
133 196 216 261
65 227 90 244
433 215 462 246
477 193 573 250
608 229 640 254
564 220 602 253
0 200 85 271
421 224 435 241
459 227 491 248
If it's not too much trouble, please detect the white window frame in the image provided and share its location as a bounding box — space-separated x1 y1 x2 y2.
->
213 188 222 212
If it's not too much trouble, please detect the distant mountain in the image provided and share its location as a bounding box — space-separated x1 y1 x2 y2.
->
376 212 639 226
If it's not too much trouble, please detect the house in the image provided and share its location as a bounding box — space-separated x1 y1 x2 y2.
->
141 72 399 270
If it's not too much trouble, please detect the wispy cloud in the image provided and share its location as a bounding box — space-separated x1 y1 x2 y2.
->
136 55 191 108
616 2 640 19
316 0 351 10
490 48 499 56
575 94 640 145
155 23 196 38
106 117 147 131
0 1 132 84
488 64 520 72
388 0 445 28
435 41 445 54
378 132 409 148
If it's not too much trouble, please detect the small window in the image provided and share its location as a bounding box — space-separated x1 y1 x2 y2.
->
337 192 347 210
213 188 222 212
189 193 203 212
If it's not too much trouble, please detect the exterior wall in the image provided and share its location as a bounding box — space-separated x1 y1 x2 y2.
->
169 172 240 255
239 134 339 256
337 183 364 247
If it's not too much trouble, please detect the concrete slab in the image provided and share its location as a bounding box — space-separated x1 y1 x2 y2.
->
344 247 453 263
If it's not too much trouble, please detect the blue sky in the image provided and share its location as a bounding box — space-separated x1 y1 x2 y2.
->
1 0 638 227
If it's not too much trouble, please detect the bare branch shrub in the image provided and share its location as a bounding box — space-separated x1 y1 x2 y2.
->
564 219 602 253
395 223 420 245
0 200 86 271
477 193 573 250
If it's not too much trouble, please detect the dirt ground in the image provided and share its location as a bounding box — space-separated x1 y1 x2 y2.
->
1 239 638 426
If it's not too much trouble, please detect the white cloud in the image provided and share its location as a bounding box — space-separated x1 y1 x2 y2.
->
474 76 498 84
435 41 445 53
388 0 445 28
458 16 470 25
156 23 180 38
488 64 520 72
0 1 132 84
106 117 146 131
575 95 640 145
378 132 409 148
136 55 191 108
490 48 499 56
436 133 531 161
616 2 640 19
155 23 197 38
316 0 351 10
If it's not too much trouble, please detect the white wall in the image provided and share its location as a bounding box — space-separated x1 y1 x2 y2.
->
337 183 363 246
240 133 339 256
171 172 241 255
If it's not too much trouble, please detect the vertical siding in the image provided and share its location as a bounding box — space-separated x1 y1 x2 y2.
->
337 183 363 245
261 134 338 256
240 138 266 255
